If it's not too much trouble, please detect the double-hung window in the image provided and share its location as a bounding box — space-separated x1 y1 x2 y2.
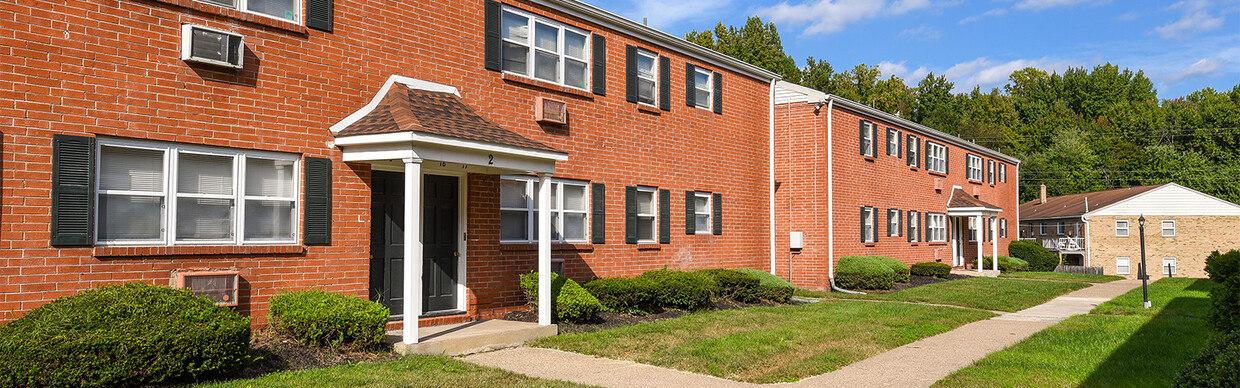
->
96 139 299 245
1039 223 1047 235
999 163 1007 182
887 209 900 237
1116 257 1131 275
197 0 298 22
634 49 658 106
859 121 875 157
1162 220 1176 237
886 128 900 156
693 192 712 234
987 160 995 183
500 176 589 243
906 134 920 167
928 213 946 242
635 187 657 242
500 7 590 90
926 142 946 173
1116 220 1130 237
1057 222 1065 235
693 67 713 110
1000 218 1008 238
1162 257 1177 275
966 154 983 181
969 217 979 242
908 210 920 242
861 206 875 243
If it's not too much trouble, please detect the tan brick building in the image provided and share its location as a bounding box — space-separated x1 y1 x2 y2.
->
1020 183 1240 279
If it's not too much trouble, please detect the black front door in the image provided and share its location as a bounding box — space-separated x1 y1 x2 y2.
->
370 172 460 320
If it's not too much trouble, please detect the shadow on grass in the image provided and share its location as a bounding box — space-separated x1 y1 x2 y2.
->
1079 280 1215 388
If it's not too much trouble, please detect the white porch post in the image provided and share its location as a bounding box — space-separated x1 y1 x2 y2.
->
976 215 984 273
991 217 999 271
950 217 958 267
537 173 552 326
402 158 424 344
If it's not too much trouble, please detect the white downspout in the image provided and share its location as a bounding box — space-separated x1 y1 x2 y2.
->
826 98 835 280
1082 214 1091 268
769 79 776 274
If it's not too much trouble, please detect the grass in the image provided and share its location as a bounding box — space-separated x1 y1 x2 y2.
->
198 355 592 388
809 277 1091 312
934 278 1215 388
999 271 1125 283
533 300 994 383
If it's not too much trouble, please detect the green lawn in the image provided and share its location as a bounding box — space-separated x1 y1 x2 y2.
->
808 277 1091 312
198 355 591 388
533 300 995 383
934 278 1215 388
999 272 1125 283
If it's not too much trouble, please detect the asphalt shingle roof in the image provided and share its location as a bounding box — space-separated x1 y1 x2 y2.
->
947 188 1003 210
1019 184 1168 220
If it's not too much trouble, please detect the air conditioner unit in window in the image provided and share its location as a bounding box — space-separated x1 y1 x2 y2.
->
173 270 240 306
534 96 568 125
181 24 244 69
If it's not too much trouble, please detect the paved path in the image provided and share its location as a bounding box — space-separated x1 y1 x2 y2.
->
463 279 1142 388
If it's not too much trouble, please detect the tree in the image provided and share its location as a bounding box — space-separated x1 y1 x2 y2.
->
912 72 956 131
831 63 882 105
800 56 835 94
685 17 801 83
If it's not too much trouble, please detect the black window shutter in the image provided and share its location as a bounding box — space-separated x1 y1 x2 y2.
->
860 207 867 242
483 0 501 71
51 134 94 246
304 157 332 245
624 186 637 244
923 212 929 243
886 129 893 156
592 35 607 96
306 0 334 32
658 56 670 111
684 190 695 234
624 46 637 103
711 193 722 235
659 189 670 243
898 209 903 237
859 120 868 155
944 147 950 174
712 71 723 114
896 130 902 158
684 63 695 107
591 183 606 244
886 209 893 237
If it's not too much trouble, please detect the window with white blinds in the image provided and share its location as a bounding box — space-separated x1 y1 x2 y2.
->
96 139 299 245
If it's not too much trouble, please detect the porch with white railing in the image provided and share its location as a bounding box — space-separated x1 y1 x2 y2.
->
1041 237 1085 252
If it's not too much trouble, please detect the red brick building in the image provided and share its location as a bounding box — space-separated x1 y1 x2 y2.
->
0 0 779 342
772 82 1021 291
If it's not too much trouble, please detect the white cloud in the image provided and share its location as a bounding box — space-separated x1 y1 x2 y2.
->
897 25 941 40
757 0 942 36
1117 10 1141 21
1153 1 1224 39
878 60 930 81
1165 58 1225 84
942 57 1081 93
958 8 1006 24
1014 0 1104 11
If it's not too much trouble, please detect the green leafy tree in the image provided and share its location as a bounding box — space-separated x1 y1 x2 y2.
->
800 56 835 94
685 17 801 83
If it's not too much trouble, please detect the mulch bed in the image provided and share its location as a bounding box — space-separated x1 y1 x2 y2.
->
503 298 793 334
853 274 972 294
235 329 399 379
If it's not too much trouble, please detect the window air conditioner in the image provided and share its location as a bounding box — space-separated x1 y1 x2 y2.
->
174 270 240 306
534 96 568 125
181 24 244 69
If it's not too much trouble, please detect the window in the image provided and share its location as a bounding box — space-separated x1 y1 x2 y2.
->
966 154 983 181
887 209 900 237
926 142 946 173
1039 223 1047 235
928 213 947 242
693 67 713 110
500 177 589 243
908 210 921 242
886 128 900 156
860 121 875 157
1117 257 1130 275
861 206 875 243
906 134 920 167
987 160 995 184
693 191 711 234
999 163 1007 182
95 139 298 245
1162 220 1176 237
1116 220 1130 237
635 187 657 243
634 49 658 106
1000 218 1008 238
1162 257 1177 275
1057 222 1065 235
197 0 298 22
501 7 590 90
969 217 979 242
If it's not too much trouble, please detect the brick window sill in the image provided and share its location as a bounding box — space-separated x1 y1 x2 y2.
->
499 242 595 252
636 104 662 115
928 171 948 178
636 243 662 251
151 0 308 34
94 245 306 258
501 73 594 100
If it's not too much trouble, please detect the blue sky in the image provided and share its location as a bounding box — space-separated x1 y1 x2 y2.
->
583 0 1239 99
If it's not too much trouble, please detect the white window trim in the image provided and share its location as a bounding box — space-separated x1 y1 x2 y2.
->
967 154 983 181
861 207 875 243
94 138 300 246
635 49 658 107
1162 257 1177 275
887 208 899 237
500 6 592 91
1116 220 1130 237
1057 222 1065 235
196 0 300 23
908 210 920 242
886 128 899 156
987 160 995 184
928 213 947 242
636 186 658 243
1000 218 1008 238
1039 223 1047 235
499 176 590 244
999 163 1007 182
906 135 919 167
969 217 979 242
693 66 713 110
860 121 875 157
1116 257 1131 275
1162 220 1176 237
927 142 946 173
694 191 712 235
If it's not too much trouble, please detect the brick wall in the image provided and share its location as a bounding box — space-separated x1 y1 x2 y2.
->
773 103 1020 290
1088 215 1239 279
1 0 771 324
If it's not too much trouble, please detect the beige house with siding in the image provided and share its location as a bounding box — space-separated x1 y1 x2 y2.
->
1020 183 1240 279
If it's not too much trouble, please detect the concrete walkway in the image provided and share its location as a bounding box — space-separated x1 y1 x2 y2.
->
464 279 1142 388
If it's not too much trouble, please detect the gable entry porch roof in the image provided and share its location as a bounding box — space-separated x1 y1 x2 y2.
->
330 75 566 347
944 188 1003 272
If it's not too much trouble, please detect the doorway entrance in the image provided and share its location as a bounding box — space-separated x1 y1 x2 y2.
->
370 171 460 320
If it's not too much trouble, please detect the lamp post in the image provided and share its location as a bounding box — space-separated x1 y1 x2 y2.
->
1139 215 1150 309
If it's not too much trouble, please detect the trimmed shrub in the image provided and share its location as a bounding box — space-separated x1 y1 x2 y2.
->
735 268 795 303
697 268 762 303
1009 240 1058 272
268 289 389 348
520 271 602 322
835 256 895 290
975 256 1029 272
584 277 657 315
911 261 952 279
636 269 713 310
0 282 250 388
1174 331 1240 388
874 256 911 283
1205 250 1240 333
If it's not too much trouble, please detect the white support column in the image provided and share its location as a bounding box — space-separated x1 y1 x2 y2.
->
537 173 552 326
976 215 984 273
991 217 999 271
949 217 958 267
402 158 423 345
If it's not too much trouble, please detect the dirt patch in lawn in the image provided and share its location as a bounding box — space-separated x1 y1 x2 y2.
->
860 274 973 294
237 329 399 379
503 299 796 334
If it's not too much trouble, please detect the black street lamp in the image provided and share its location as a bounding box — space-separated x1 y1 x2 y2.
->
1139 215 1150 309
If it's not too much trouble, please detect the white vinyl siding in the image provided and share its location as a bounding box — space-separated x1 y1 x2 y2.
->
500 177 589 243
1116 257 1130 275
926 142 946 173
500 6 590 90
1116 220 1129 237
1162 220 1176 237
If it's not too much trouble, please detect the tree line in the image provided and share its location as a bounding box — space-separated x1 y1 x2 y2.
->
687 17 1240 204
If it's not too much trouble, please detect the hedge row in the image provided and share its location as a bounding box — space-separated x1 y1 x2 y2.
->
974 256 1029 273
911 261 952 279
836 256 905 290
519 271 603 322
268 289 389 348
1173 249 1240 387
1008 240 1058 272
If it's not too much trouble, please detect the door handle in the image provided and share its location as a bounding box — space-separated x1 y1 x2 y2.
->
453 251 460 257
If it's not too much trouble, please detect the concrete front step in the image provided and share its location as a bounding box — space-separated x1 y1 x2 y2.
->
387 319 557 356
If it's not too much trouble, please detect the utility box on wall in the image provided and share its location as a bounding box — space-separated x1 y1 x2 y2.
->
790 231 804 250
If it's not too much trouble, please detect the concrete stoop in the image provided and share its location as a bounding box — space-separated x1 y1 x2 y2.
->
387 319 557 356
951 269 1001 277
